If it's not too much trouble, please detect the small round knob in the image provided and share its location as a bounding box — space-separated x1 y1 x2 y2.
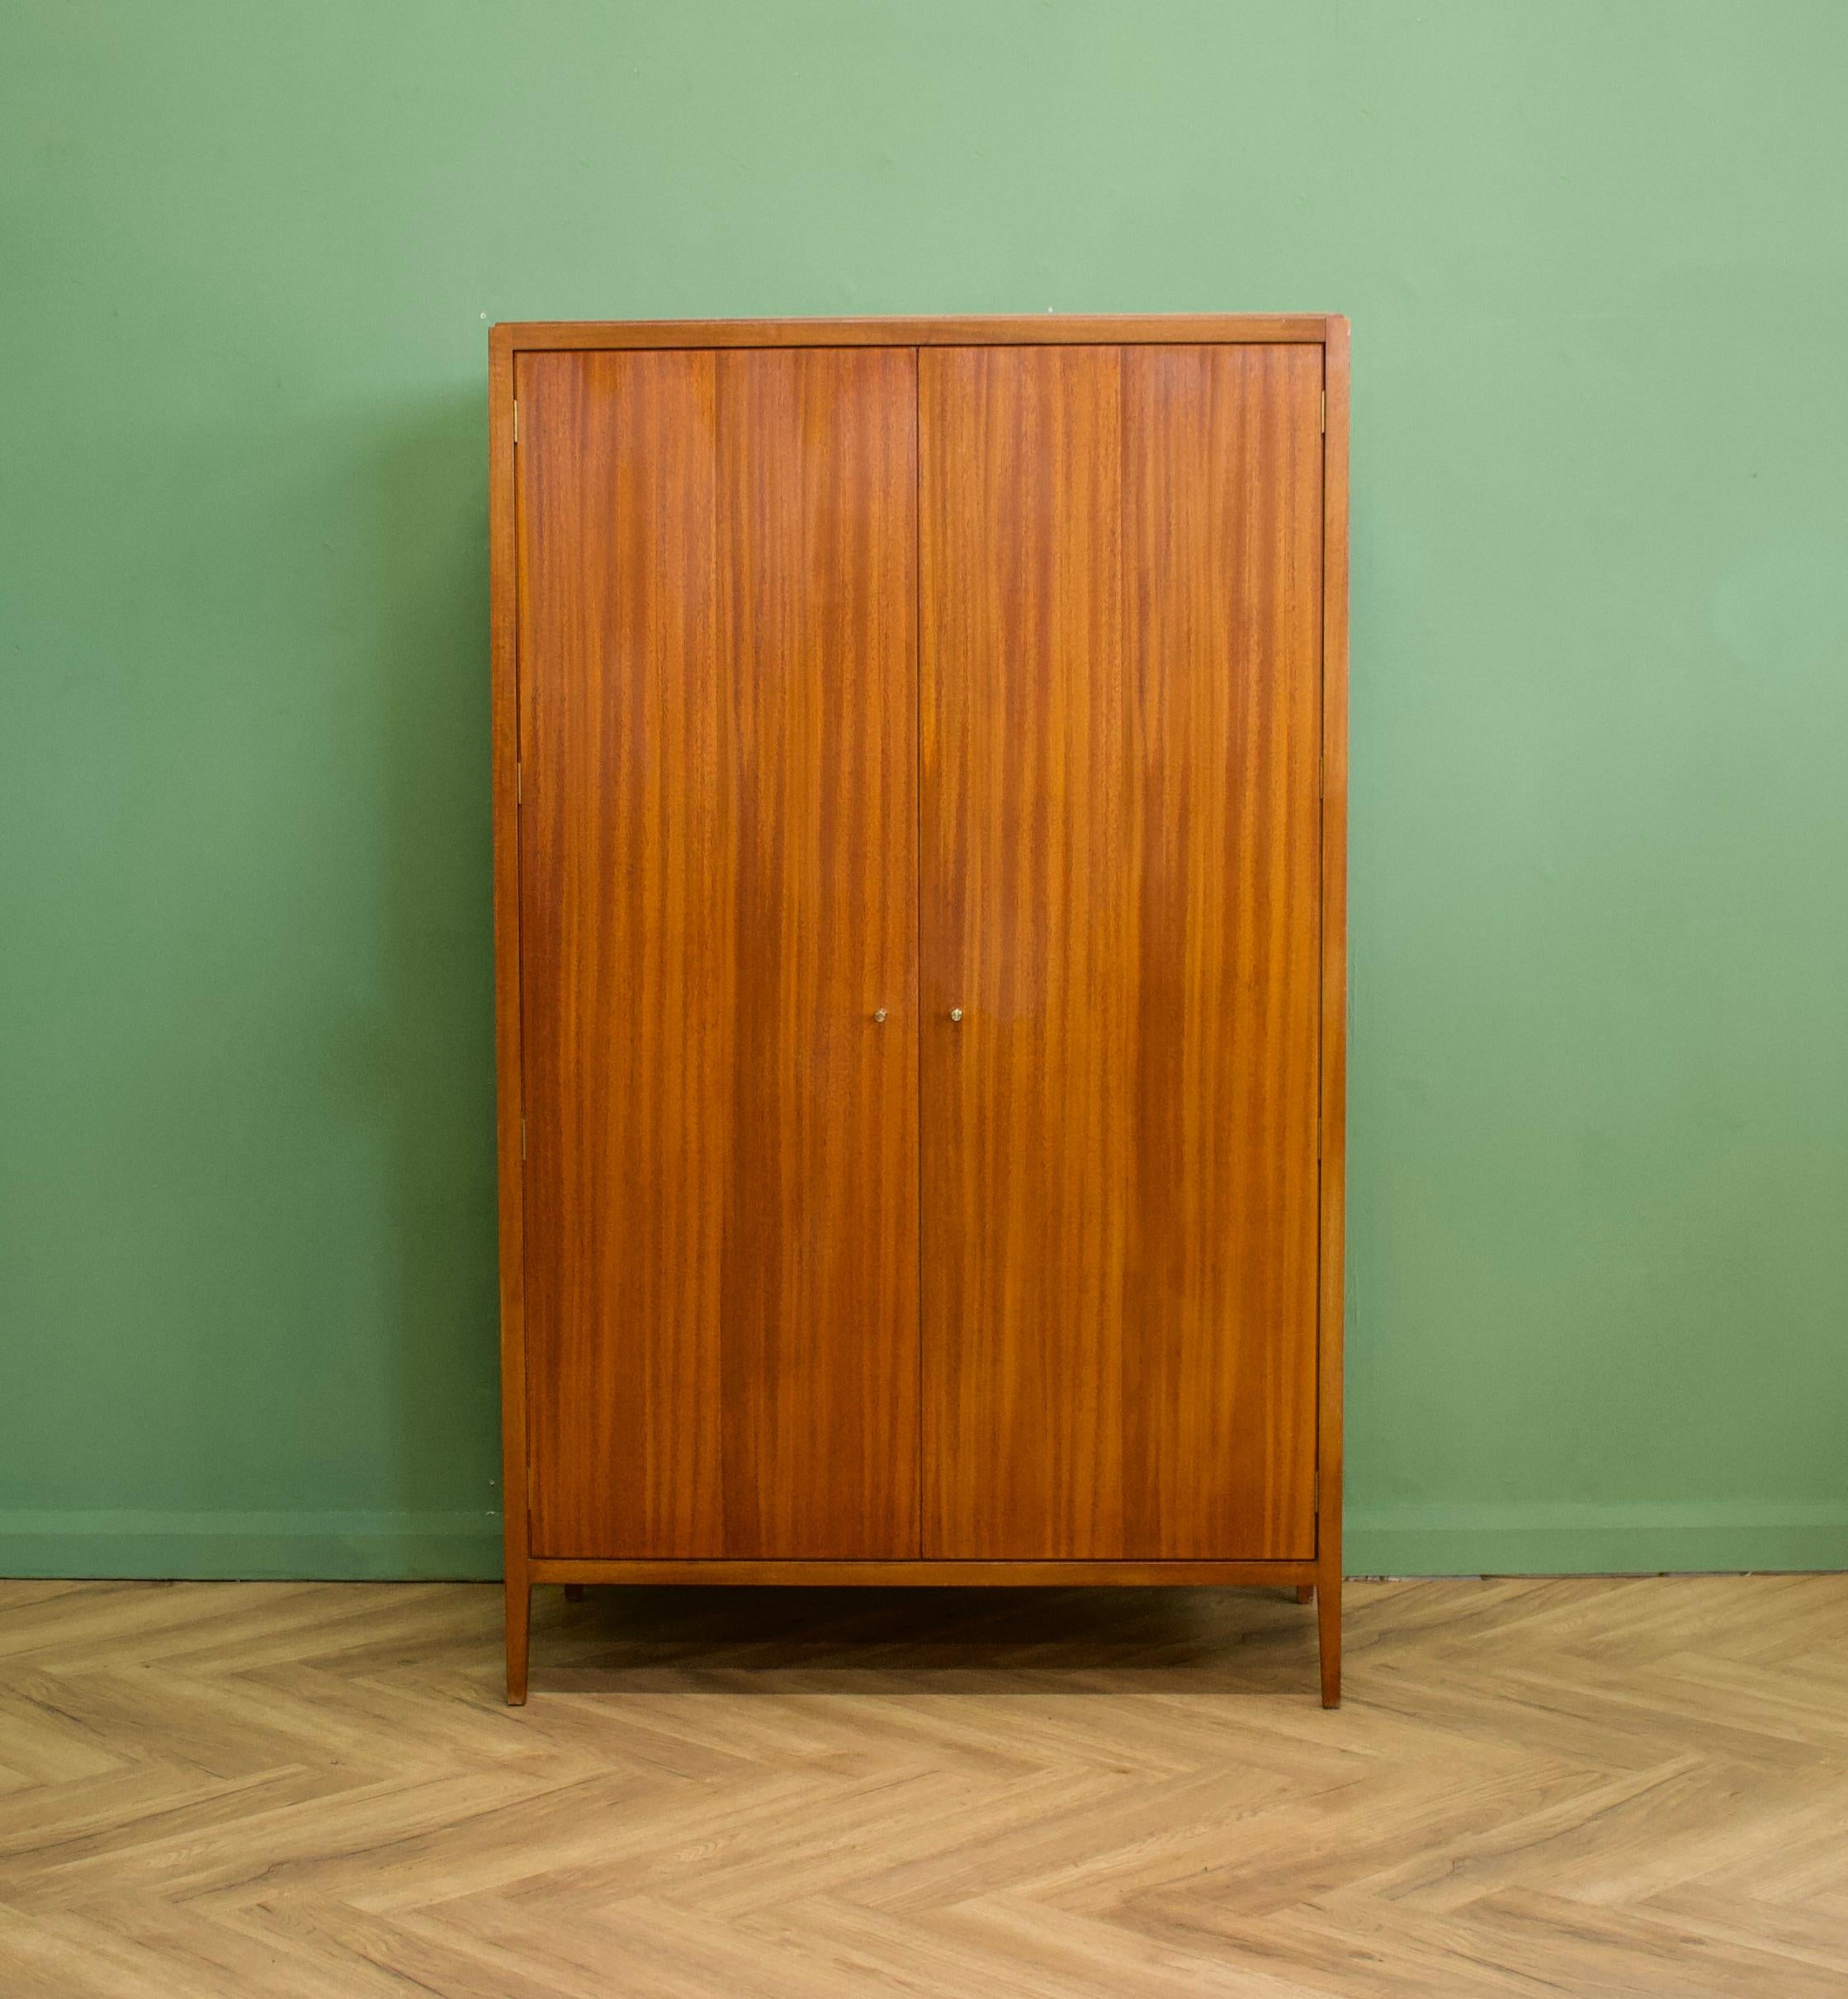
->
872 1009 886 1023
949 1008 963 1023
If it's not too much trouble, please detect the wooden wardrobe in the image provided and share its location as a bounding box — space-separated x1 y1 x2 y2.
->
489 316 1349 1705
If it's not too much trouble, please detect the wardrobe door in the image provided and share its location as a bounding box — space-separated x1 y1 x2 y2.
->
518 347 919 1559
919 343 1323 1561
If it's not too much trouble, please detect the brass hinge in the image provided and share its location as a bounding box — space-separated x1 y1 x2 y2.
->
512 401 518 445
521 1116 527 1161
516 760 522 805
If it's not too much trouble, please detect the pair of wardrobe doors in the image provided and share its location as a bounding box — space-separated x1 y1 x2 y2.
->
508 330 1335 1568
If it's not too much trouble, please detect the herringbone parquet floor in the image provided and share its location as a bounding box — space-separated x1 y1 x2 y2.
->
2 1576 1846 1996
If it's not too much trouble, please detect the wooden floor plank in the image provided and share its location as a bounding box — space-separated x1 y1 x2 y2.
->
1 1576 1845 1993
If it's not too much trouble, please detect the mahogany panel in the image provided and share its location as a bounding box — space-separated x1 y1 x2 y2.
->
516 347 919 1560
1317 316 1351 1705
1122 343 1325 1561
712 347 921 1557
489 325 529 1700
494 316 1335 357
919 343 1324 1562
529 1557 1319 1588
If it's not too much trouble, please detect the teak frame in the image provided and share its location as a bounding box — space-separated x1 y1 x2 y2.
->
489 314 1349 1704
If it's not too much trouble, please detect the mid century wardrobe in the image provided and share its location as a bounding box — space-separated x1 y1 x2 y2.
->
489 316 1349 1705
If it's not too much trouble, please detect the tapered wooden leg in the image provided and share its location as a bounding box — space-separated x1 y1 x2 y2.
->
1295 1585 1315 1604
1316 1570 1341 1708
505 1571 531 1706
563 1583 585 1603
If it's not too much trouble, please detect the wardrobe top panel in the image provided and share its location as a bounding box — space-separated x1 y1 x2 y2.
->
491 314 1345 357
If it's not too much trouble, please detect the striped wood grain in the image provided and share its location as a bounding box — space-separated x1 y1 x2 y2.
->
918 343 1323 1563
4 1576 1848 1997
515 347 920 1563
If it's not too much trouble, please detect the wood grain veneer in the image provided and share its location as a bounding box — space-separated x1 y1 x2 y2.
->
492 315 1333 354
1316 315 1351 1706
514 347 919 1566
917 343 1323 1564
529 1557 1320 1587
19 1575 1846 1995
488 319 527 1701
490 314 1349 1706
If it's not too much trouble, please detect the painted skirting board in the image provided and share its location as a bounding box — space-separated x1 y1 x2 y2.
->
2 1505 1846 1581
1347 1503 1848 1576
0 1511 502 1581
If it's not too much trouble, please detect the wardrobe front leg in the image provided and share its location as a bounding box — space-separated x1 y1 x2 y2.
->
1316 1571 1342 1708
505 1567 531 1706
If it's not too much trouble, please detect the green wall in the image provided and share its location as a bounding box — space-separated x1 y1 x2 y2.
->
4 1 1846 1581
